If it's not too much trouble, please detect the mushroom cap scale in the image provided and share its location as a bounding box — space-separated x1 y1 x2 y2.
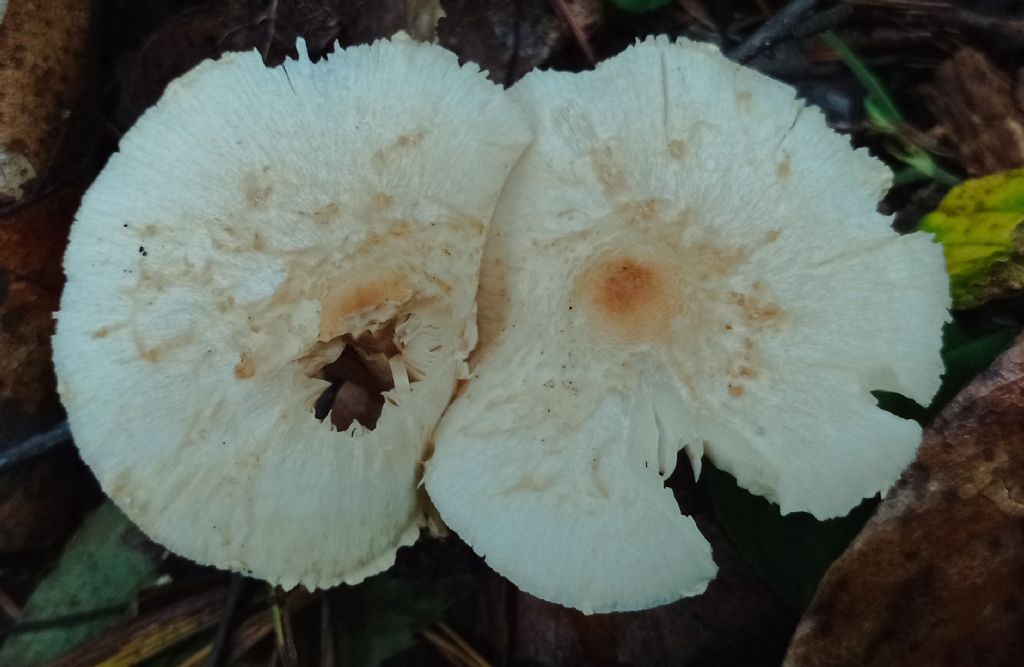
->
425 37 949 613
53 37 531 589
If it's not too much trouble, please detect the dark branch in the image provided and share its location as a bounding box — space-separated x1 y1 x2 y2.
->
0 421 72 472
729 0 824 63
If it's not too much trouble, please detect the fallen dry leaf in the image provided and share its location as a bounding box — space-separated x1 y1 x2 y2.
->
785 334 1024 667
438 0 604 85
926 47 1024 177
0 0 98 205
0 185 83 551
113 0 444 131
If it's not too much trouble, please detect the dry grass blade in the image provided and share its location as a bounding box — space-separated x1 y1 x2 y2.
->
46 587 226 667
422 623 492 667
438 623 490 667
270 587 298 667
176 589 314 667
546 0 595 65
422 628 472 667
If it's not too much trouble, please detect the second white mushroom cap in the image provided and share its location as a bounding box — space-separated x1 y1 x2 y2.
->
425 37 949 613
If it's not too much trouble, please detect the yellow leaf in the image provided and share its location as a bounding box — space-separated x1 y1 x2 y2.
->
920 168 1024 308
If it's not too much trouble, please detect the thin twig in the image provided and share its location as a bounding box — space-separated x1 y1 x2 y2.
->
788 5 853 40
0 604 126 637
728 0 823 62
546 0 596 66
178 590 314 667
0 421 72 471
207 574 247 667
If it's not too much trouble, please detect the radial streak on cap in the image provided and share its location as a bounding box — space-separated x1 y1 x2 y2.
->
53 37 531 589
425 36 949 613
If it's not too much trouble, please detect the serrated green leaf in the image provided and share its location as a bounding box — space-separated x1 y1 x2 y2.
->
920 168 1024 308
0 502 160 666
329 574 474 667
608 0 673 13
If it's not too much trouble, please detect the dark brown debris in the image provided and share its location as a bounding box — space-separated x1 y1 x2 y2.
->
438 0 605 86
0 185 88 552
785 336 1024 667
926 47 1024 176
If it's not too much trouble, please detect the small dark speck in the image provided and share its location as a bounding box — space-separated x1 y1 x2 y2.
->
568 306 574 310
122 223 128 228
138 246 148 256
221 441 226 445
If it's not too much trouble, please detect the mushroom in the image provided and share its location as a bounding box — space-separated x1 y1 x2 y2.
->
424 37 950 613
52 37 530 588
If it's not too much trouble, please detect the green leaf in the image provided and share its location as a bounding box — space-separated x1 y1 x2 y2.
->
920 168 1024 308
822 32 903 132
0 502 161 666
329 574 475 667
701 465 875 610
823 31 959 186
608 0 673 13
932 322 1020 409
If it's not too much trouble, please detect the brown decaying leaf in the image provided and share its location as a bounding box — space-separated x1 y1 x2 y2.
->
926 48 1024 177
0 0 97 204
437 0 604 85
785 335 1024 667
0 185 84 552
113 0 444 131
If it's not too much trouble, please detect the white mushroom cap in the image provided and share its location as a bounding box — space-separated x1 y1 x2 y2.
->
424 37 949 612
53 37 530 589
